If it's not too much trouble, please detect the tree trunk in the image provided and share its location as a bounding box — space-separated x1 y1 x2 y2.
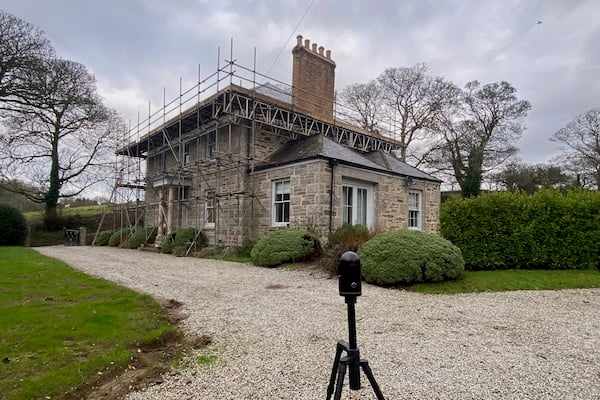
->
459 150 483 197
44 129 61 230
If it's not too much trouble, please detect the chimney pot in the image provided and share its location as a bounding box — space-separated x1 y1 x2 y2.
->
292 36 336 122
326 50 331 59
296 35 303 46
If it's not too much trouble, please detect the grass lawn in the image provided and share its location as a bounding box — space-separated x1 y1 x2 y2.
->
0 247 177 400
24 205 106 222
409 268 600 294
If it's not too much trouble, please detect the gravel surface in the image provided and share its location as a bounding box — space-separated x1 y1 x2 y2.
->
36 246 599 400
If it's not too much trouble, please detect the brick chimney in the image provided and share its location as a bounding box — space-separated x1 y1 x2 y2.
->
292 35 336 121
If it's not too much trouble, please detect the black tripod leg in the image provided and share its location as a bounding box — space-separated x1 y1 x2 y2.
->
333 361 348 400
326 342 346 400
361 360 385 400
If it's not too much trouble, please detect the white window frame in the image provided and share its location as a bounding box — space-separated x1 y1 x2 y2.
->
272 178 290 227
205 190 216 228
408 189 422 230
341 179 373 227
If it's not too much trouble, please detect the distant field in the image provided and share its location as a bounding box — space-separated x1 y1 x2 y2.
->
24 204 107 221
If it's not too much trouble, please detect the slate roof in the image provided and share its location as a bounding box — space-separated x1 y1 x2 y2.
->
257 134 440 182
255 82 292 104
364 151 441 181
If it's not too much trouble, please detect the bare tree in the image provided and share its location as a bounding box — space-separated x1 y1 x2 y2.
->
434 81 531 197
339 81 384 132
0 58 126 227
338 63 458 162
0 10 54 105
377 63 459 162
551 107 600 189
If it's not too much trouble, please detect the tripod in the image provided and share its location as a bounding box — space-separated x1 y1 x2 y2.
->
326 295 385 400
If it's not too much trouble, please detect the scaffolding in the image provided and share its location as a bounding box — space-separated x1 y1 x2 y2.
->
110 44 403 252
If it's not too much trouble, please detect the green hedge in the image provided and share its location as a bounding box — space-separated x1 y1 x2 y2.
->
127 227 158 249
358 229 464 285
108 228 132 247
160 227 206 255
440 189 600 270
251 229 320 267
0 204 27 246
93 230 114 246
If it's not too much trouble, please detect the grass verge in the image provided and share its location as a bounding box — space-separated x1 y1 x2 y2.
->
0 247 177 399
408 269 600 294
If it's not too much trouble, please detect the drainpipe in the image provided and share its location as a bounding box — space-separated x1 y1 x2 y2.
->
328 159 337 233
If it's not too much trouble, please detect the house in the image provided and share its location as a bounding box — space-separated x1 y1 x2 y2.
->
117 35 441 248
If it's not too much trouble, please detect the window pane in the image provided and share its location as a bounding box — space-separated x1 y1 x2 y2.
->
206 191 215 225
283 202 289 222
357 188 367 226
342 186 352 225
409 192 419 209
207 131 216 158
409 210 418 227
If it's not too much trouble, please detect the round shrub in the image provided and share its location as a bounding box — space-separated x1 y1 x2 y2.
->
94 230 114 246
108 228 132 247
160 227 206 255
0 204 27 246
251 229 320 267
358 229 464 286
127 227 158 249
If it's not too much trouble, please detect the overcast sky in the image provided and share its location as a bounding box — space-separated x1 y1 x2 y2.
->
2 0 598 164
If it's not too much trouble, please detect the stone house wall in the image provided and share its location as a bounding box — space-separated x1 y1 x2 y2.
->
250 159 441 244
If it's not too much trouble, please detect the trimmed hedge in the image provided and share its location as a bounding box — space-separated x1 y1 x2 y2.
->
251 229 320 267
127 227 158 249
440 189 600 270
358 229 464 286
0 204 27 246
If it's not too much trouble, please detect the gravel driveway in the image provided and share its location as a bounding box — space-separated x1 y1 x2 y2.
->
36 246 599 400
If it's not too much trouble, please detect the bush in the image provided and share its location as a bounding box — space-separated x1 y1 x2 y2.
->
108 228 132 247
358 229 464 286
93 230 114 246
127 227 158 249
0 204 27 246
440 189 600 270
251 229 321 267
321 224 376 276
235 239 256 258
160 227 206 255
